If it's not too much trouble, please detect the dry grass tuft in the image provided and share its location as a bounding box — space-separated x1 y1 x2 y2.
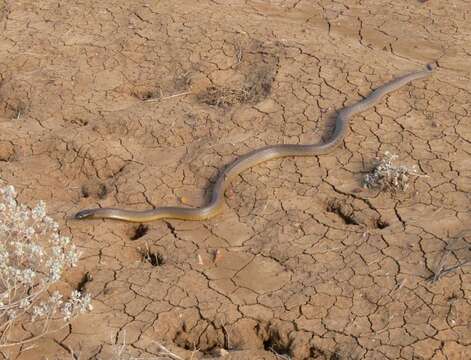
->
363 152 423 192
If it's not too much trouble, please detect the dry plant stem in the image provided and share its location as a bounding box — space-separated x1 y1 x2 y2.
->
0 321 71 348
269 347 291 360
144 91 191 102
440 260 471 276
427 230 471 283
152 341 185 360
430 259 471 283
3 293 60 344
112 333 187 360
112 330 127 359
430 249 451 283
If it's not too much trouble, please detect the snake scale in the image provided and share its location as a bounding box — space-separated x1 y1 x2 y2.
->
75 64 434 223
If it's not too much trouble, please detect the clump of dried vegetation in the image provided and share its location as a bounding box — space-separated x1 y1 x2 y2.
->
363 151 422 192
428 230 471 283
0 185 92 348
198 65 275 108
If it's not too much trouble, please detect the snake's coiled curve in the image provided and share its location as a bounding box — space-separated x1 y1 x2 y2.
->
75 64 434 223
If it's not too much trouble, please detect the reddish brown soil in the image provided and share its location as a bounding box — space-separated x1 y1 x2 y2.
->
1 0 470 359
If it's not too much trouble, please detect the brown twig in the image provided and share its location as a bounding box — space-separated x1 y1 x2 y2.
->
144 91 191 103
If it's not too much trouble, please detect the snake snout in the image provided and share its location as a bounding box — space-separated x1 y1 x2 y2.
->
75 209 96 219
426 62 437 71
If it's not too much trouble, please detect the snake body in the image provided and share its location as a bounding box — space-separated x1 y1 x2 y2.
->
75 65 434 223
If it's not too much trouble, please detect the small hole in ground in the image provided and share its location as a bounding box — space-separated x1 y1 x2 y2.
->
327 200 359 226
69 118 89 126
97 184 108 199
263 330 291 358
139 243 164 267
76 272 93 293
81 186 90 198
330 353 341 360
132 88 161 101
81 182 107 199
376 219 389 229
131 224 149 240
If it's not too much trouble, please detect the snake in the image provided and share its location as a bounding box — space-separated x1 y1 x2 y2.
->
75 64 434 223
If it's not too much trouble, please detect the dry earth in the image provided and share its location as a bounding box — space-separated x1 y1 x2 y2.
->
1 0 471 359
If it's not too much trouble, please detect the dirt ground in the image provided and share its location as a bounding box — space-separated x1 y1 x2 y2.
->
1 0 471 359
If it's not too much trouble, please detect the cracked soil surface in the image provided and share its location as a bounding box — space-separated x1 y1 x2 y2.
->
1 0 471 359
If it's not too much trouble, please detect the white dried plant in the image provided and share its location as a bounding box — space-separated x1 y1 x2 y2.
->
363 151 422 192
0 185 92 347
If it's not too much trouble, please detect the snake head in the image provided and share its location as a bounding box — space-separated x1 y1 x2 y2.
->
426 62 437 72
74 209 96 220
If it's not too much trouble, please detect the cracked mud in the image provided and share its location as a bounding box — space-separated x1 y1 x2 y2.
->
1 0 470 359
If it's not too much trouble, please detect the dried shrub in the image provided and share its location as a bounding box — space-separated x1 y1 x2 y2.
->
197 86 249 108
363 152 422 192
0 185 92 347
198 64 276 108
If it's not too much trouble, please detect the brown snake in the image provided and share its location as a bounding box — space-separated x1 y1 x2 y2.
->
75 64 434 223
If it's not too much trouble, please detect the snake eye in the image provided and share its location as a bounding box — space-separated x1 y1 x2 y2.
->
75 209 95 219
